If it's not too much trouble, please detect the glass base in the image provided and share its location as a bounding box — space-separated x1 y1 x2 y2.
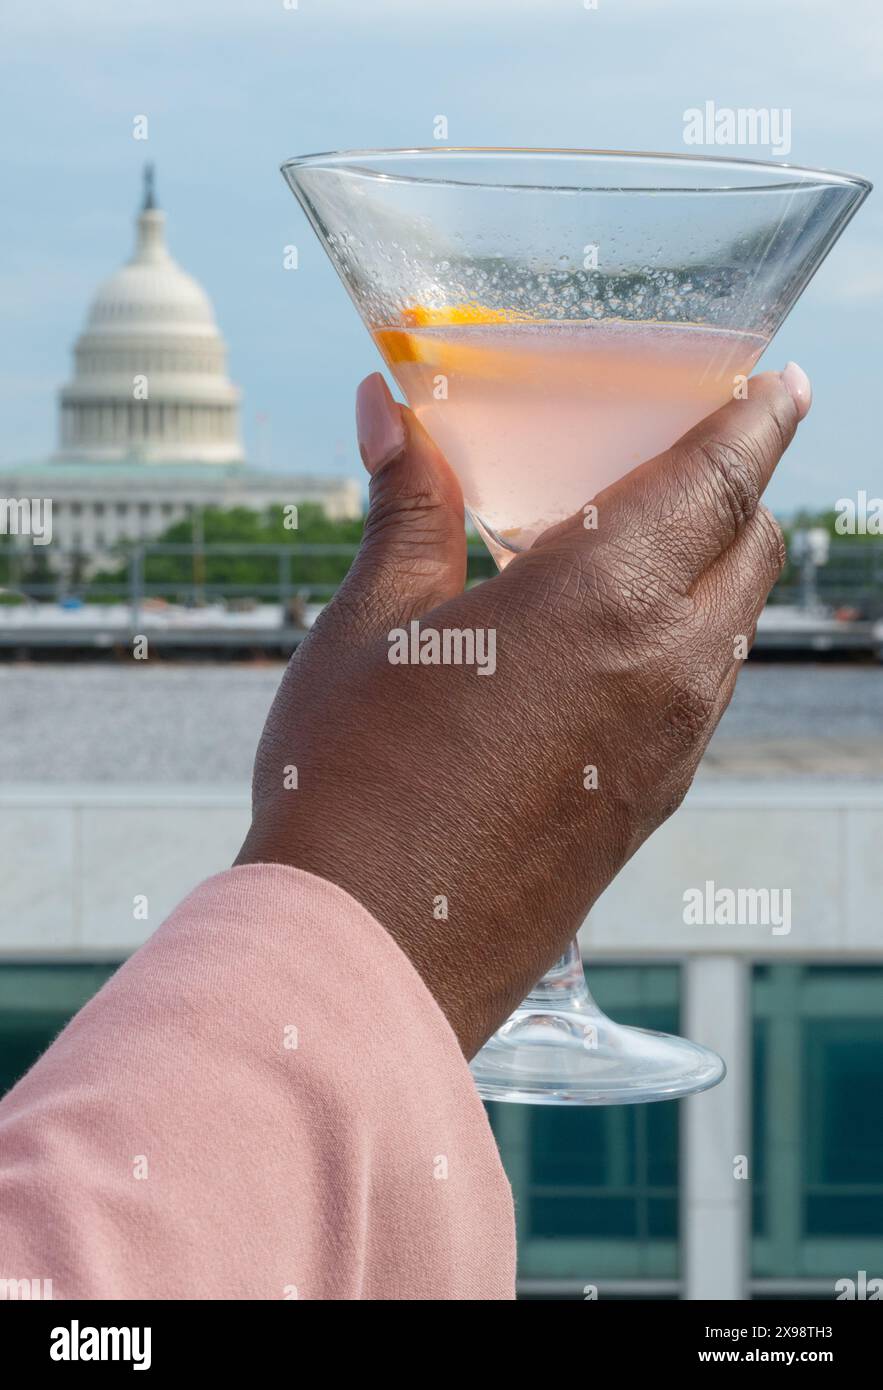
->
470 944 726 1106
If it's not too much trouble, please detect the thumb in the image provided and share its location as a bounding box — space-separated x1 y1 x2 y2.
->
336 373 466 636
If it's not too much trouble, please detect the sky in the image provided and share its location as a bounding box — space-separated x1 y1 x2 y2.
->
1 0 880 515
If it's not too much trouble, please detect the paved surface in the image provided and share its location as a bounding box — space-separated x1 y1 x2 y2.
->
0 662 881 784
699 737 883 778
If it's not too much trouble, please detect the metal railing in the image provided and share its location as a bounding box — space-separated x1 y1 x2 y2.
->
775 542 883 615
2 540 882 614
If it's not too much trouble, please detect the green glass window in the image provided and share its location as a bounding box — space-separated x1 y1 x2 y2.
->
488 964 680 1288
752 964 883 1280
0 964 119 1099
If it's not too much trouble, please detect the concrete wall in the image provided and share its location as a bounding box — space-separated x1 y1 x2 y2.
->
0 786 248 957
1 779 880 962
582 780 883 960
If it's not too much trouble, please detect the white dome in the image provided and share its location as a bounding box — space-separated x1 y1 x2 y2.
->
86 259 217 334
57 170 243 464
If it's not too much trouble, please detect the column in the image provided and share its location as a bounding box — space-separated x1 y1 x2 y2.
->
762 966 802 1276
682 955 750 1300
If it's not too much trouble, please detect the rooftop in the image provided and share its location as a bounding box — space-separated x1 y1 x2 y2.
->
0 458 359 490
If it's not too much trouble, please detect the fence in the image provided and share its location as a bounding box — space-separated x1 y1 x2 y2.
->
2 540 883 614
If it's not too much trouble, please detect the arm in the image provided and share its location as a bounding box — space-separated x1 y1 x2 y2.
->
0 865 515 1300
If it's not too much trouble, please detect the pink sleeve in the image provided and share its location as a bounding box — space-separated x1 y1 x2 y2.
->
0 864 515 1300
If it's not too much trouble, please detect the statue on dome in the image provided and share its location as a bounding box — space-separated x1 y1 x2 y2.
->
142 163 157 211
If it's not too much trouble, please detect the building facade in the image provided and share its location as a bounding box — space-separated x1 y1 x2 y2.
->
1 773 881 1300
1 461 360 561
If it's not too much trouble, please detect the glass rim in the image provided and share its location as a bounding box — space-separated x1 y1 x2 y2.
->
280 146 872 196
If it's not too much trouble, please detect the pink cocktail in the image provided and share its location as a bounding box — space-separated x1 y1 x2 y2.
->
377 318 767 554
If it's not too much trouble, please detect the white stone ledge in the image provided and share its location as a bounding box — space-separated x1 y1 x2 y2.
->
0 779 880 959
0 786 249 957
582 778 883 959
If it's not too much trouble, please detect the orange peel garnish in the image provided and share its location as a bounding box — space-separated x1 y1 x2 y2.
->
376 302 538 371
400 302 535 327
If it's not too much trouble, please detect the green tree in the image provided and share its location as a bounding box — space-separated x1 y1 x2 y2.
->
88 503 366 601
86 502 496 603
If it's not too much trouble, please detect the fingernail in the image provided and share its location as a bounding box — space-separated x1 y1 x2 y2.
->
356 373 406 474
781 361 812 420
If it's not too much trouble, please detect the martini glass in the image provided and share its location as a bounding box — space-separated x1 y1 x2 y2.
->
281 148 869 1104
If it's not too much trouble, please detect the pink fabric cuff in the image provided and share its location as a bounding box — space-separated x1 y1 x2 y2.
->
0 864 515 1299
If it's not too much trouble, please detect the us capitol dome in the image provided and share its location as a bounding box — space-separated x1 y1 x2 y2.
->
1 166 360 568
58 166 242 465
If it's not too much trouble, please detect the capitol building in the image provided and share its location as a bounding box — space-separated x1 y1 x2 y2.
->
1 167 360 565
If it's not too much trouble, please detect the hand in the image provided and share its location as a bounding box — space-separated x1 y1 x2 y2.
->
237 364 810 1057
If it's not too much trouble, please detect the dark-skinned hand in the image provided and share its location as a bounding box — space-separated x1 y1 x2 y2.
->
237 364 811 1057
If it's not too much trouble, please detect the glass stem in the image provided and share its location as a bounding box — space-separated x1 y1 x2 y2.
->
522 938 600 1014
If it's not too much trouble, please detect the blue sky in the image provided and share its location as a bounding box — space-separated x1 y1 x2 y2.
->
1 0 880 514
